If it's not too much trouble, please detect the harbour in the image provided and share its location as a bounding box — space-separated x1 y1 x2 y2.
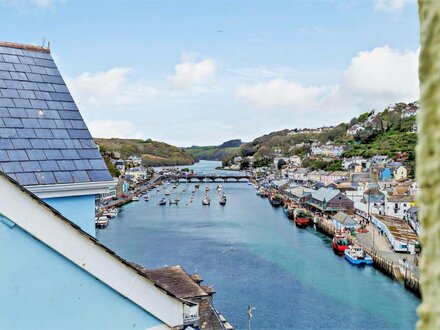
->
97 161 420 329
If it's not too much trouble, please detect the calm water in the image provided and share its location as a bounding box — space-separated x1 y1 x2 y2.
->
97 161 420 330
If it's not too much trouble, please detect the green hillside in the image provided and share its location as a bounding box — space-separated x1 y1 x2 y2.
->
95 138 195 167
185 139 243 161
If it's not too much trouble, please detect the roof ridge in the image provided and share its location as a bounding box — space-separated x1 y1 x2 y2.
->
0 41 50 53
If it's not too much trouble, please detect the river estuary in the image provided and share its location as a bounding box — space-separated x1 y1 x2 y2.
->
97 161 420 330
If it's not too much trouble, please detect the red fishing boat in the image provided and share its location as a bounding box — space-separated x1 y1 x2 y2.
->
294 209 310 227
332 232 349 254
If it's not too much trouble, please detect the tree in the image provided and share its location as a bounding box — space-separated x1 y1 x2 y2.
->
277 158 287 170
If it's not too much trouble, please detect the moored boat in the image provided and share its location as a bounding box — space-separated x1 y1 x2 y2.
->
96 216 109 228
202 197 211 205
164 190 171 196
219 196 226 205
332 232 349 254
269 195 282 207
158 198 167 206
344 244 373 266
216 184 223 191
294 209 310 227
132 195 140 201
144 194 150 201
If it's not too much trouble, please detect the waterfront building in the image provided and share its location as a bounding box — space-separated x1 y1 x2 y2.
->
0 41 114 237
125 166 148 180
384 194 415 219
331 212 359 230
306 187 354 214
0 172 201 329
370 214 419 253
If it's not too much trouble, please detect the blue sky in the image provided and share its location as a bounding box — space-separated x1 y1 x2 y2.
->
0 0 420 146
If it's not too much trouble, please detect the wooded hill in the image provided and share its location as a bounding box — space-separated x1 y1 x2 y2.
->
223 102 418 167
95 138 195 167
184 139 243 161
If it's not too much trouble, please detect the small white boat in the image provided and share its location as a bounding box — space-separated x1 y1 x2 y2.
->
96 216 109 228
132 196 140 201
202 198 211 205
144 194 150 201
216 184 223 191
164 190 171 196
344 245 373 266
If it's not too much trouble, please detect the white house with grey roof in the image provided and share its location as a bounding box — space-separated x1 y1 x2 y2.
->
0 41 114 236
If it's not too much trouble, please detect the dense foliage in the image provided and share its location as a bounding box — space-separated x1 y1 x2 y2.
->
95 138 195 166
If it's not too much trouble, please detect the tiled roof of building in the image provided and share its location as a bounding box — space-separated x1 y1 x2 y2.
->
0 42 112 186
134 265 211 300
311 187 341 202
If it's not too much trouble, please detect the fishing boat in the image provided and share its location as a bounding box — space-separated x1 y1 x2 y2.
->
294 209 311 227
96 216 109 228
158 198 167 206
332 232 349 254
132 195 140 201
269 195 282 207
219 196 226 205
286 206 294 220
344 244 373 265
202 197 211 205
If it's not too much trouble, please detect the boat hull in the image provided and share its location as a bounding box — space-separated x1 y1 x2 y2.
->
332 242 348 254
295 217 309 227
344 251 373 265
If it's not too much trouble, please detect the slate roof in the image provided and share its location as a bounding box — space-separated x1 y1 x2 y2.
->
310 187 341 202
0 41 112 186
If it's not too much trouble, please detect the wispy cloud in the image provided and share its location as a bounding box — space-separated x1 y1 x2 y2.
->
373 0 416 13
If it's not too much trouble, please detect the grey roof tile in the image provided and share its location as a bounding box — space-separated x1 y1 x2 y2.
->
2 161 23 173
0 71 11 79
54 171 74 184
1 89 19 98
10 72 28 81
72 170 90 183
3 117 23 128
21 161 42 172
11 139 32 149
0 150 9 161
87 170 112 181
13 98 32 108
7 150 28 161
2 54 20 63
57 160 76 171
16 128 36 138
0 43 111 186
27 150 47 161
15 172 38 185
4 80 22 89
35 171 57 184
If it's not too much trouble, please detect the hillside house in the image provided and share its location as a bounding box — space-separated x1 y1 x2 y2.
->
394 166 408 180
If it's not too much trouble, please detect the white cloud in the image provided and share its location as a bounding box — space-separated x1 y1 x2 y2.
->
88 120 143 139
168 58 217 88
236 79 328 109
374 0 415 12
0 0 63 9
235 45 419 122
66 67 159 109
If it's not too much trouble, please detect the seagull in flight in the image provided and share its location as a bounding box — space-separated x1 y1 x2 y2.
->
217 29 224 33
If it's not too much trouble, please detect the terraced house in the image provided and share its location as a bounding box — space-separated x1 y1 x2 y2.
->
0 41 230 329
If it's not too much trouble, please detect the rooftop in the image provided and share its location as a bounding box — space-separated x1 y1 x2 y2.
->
0 41 112 187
